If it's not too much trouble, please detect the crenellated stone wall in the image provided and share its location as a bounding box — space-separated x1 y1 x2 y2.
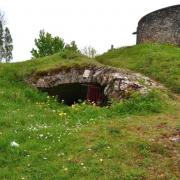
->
28 65 161 100
136 5 180 46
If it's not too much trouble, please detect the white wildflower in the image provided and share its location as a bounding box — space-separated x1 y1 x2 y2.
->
10 141 19 147
100 158 103 162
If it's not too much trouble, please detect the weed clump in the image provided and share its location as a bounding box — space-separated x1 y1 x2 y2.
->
111 90 167 116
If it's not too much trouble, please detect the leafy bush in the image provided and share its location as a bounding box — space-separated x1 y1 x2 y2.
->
31 30 65 58
31 30 80 59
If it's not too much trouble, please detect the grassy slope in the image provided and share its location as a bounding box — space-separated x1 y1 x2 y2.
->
0 48 180 179
96 44 180 93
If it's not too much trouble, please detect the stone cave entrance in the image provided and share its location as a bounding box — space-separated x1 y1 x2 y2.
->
41 83 107 106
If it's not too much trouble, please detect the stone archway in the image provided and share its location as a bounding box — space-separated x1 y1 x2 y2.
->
40 83 107 105
28 65 160 105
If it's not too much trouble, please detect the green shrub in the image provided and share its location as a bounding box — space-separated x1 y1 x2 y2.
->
111 90 167 116
59 49 82 59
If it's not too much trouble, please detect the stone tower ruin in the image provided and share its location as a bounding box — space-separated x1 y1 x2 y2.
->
136 5 180 46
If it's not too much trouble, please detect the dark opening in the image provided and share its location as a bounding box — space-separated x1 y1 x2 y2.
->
40 83 108 106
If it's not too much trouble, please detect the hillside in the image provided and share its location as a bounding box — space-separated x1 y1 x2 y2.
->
96 44 180 93
0 46 180 179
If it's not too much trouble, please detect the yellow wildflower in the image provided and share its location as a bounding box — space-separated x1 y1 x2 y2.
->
59 112 67 117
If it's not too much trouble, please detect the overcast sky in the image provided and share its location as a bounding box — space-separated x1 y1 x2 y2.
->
1 0 179 62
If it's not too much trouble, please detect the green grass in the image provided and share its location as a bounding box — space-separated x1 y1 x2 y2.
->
96 43 180 93
0 52 99 80
0 45 180 179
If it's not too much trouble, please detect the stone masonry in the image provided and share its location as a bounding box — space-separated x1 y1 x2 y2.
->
29 65 162 101
136 5 180 46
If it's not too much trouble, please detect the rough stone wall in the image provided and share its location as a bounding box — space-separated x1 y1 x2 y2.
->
29 65 161 101
137 5 180 45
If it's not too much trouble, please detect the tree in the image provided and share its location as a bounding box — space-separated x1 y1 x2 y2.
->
81 46 96 58
65 41 79 52
0 10 13 62
31 30 65 58
4 27 13 62
0 21 4 61
0 10 5 25
0 10 5 62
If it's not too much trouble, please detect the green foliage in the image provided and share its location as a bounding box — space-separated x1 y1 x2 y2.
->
0 10 13 62
0 45 179 179
31 30 65 58
111 90 166 115
96 44 180 93
59 49 82 59
0 21 3 61
4 27 13 62
65 41 79 52
31 31 80 59
59 41 82 59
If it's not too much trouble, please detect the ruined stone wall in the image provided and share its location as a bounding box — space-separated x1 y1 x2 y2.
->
29 65 161 101
137 5 180 45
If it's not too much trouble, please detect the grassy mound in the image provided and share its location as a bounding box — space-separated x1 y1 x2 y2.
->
0 46 179 179
96 44 180 93
0 52 99 79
